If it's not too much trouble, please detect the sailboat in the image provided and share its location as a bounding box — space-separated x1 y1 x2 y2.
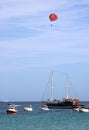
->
42 70 81 109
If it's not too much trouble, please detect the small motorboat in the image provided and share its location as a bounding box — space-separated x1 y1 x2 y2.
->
24 105 33 112
39 105 49 111
73 107 89 112
79 108 89 112
73 108 80 112
7 106 18 114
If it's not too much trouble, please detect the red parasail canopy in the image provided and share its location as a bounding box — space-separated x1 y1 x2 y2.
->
49 13 58 22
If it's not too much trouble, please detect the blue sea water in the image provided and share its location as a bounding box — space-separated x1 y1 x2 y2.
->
0 101 89 130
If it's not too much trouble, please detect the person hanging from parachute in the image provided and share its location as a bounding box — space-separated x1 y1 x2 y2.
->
49 13 58 26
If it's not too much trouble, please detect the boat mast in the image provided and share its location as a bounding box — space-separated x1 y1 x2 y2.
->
50 70 54 101
66 73 69 99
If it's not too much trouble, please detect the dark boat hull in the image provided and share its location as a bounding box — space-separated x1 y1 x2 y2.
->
47 105 73 109
44 100 80 109
6 108 18 114
7 110 18 114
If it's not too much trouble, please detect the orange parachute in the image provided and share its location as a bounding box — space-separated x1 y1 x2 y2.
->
49 13 58 22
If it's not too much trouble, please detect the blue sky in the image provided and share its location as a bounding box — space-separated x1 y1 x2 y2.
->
0 0 89 101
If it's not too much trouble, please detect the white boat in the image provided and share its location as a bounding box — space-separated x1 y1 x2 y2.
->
24 105 33 111
73 108 80 112
39 105 49 111
6 103 20 114
73 107 89 112
79 108 89 112
7 106 18 114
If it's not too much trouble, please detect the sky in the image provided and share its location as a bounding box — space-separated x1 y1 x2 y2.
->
0 0 89 101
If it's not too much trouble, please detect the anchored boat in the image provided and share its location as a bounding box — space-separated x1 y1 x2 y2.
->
7 106 18 114
24 105 33 112
42 70 81 109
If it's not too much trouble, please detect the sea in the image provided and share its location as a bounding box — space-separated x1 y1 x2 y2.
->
0 101 89 130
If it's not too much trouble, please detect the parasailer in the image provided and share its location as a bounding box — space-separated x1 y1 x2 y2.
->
49 13 58 26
